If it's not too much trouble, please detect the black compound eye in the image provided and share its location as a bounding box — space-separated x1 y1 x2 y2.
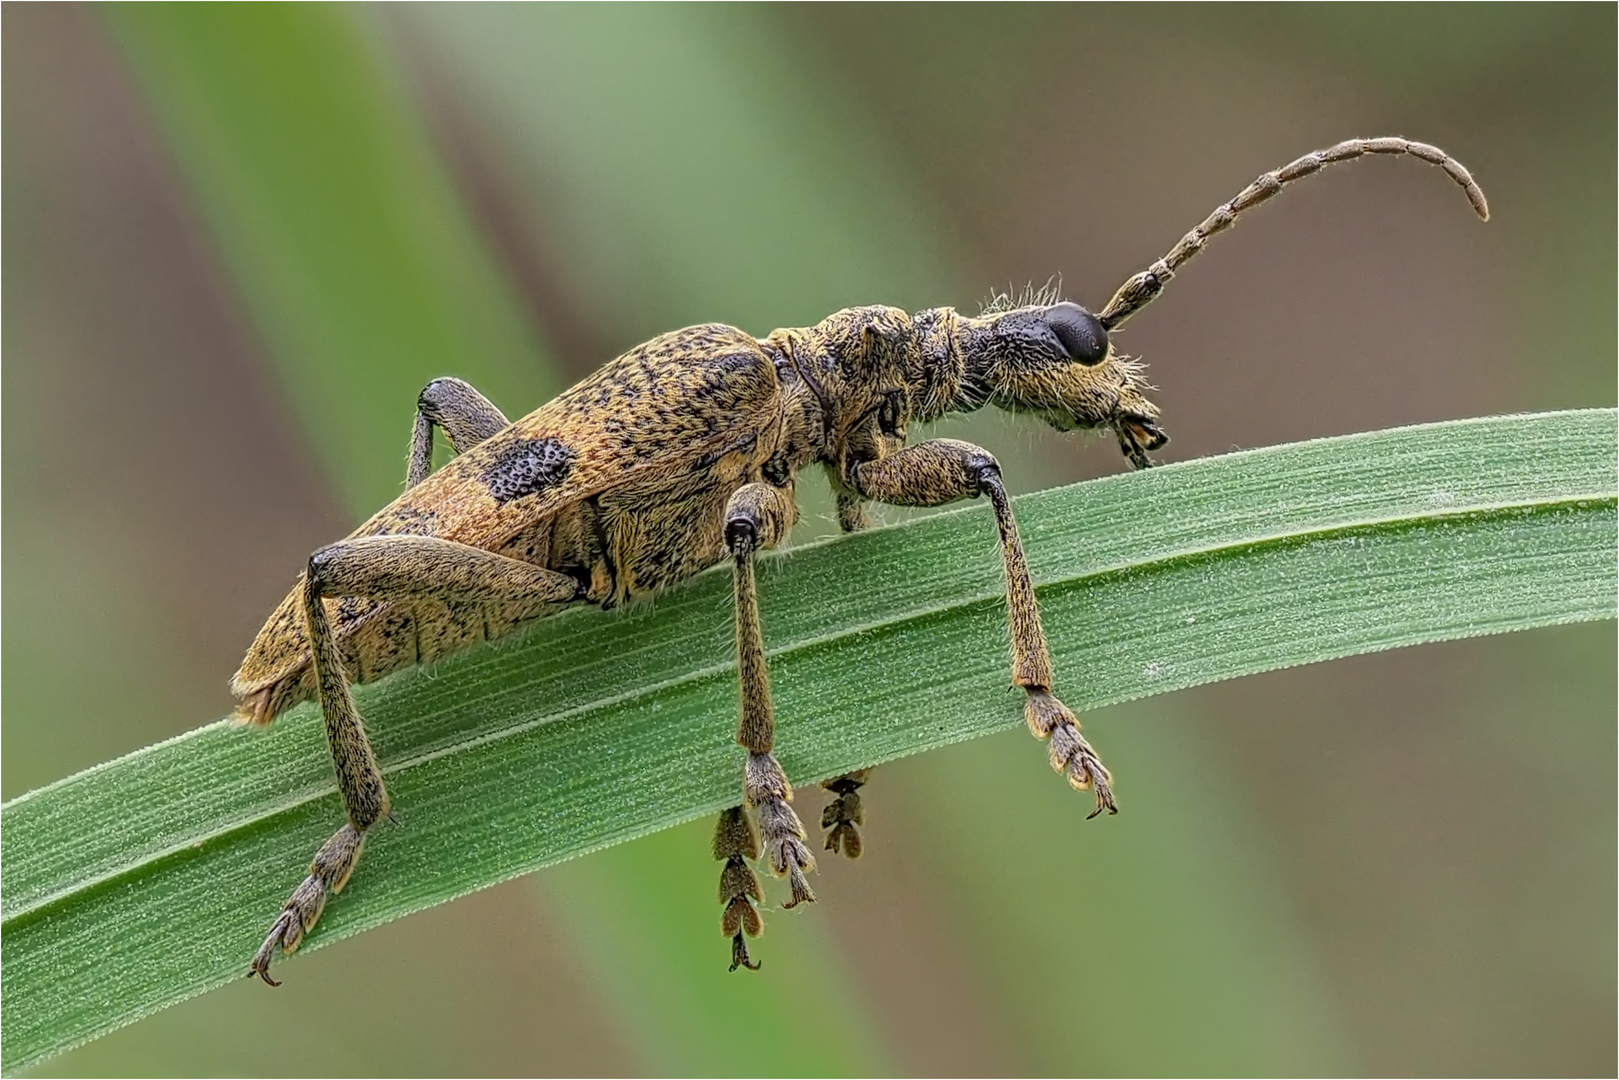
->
878 391 904 437
1045 302 1109 365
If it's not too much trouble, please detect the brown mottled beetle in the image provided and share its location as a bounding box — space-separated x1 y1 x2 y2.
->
236 138 1488 982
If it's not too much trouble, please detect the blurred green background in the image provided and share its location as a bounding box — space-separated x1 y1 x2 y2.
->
5 4 1614 1075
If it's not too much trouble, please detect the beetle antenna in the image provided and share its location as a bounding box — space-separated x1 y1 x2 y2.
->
1096 137 1489 330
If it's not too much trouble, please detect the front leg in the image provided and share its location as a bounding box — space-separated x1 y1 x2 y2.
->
849 439 1116 816
713 481 812 972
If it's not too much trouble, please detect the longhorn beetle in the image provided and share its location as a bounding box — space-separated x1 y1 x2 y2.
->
237 137 1489 982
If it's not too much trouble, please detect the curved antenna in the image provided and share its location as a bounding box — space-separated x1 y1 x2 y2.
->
1097 137 1489 330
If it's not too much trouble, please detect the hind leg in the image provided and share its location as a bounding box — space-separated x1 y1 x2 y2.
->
251 536 580 984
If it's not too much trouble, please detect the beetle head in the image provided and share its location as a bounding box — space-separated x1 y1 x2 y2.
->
945 299 1168 469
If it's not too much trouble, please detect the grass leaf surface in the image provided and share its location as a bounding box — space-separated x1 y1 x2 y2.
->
4 409 1615 1074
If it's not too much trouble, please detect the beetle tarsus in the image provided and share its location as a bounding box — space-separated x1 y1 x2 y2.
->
820 770 871 859
714 806 766 969
1028 689 1117 818
250 929 288 987
729 933 760 972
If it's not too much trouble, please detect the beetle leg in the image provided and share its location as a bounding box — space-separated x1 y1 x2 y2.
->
713 806 763 971
818 496 879 858
819 768 872 858
407 377 511 488
835 491 874 534
251 536 580 985
849 439 1116 817
716 481 807 971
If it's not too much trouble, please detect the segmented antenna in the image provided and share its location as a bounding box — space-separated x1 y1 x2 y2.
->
1097 137 1489 330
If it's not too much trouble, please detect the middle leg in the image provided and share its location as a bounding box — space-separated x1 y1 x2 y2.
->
713 480 811 972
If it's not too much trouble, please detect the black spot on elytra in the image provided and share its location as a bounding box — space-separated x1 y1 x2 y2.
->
483 437 577 506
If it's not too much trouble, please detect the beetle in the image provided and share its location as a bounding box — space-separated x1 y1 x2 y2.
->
235 137 1488 982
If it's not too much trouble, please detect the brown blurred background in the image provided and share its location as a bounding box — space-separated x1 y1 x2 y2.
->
5 4 1614 1076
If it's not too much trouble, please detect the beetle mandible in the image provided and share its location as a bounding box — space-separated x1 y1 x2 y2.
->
236 137 1488 982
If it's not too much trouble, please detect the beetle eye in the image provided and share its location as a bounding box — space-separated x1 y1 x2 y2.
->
1045 302 1109 366
878 392 904 437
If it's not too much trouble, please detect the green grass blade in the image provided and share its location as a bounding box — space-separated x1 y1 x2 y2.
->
390 4 959 334
101 5 554 513
3 409 1615 1073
